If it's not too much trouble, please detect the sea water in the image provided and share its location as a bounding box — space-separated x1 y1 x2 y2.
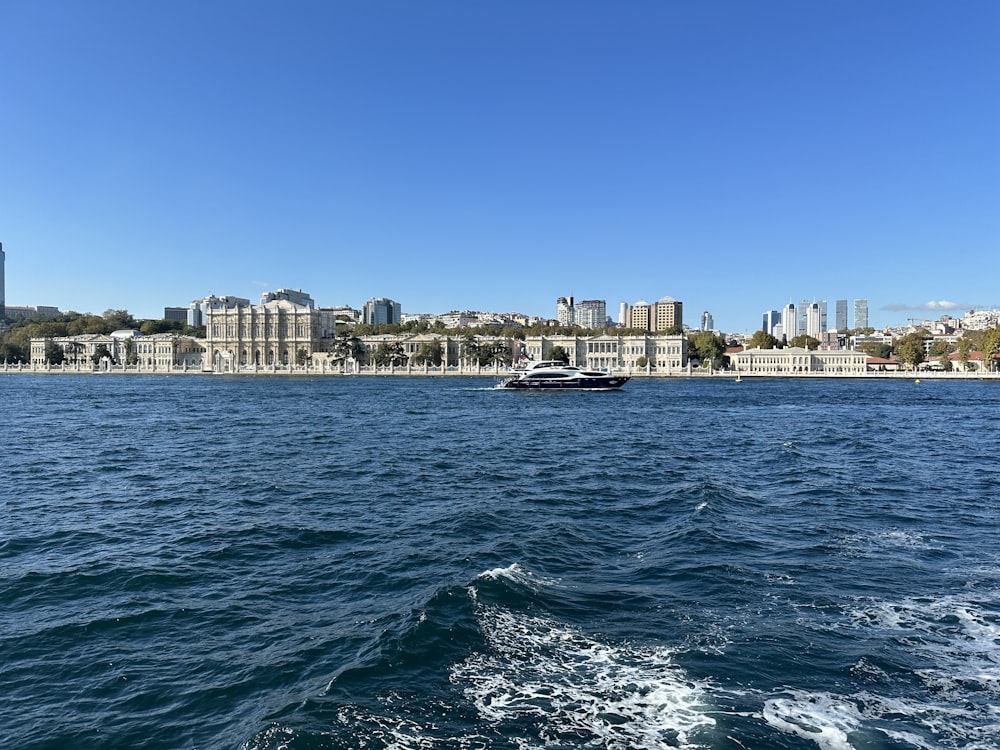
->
2 375 999 749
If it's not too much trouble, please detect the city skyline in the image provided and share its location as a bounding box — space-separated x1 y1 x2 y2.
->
2 1 997 331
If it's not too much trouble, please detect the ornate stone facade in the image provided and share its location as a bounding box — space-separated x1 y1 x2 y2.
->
202 298 332 372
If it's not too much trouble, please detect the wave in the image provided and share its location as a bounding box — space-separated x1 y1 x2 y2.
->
246 565 717 749
757 589 1000 749
452 590 716 748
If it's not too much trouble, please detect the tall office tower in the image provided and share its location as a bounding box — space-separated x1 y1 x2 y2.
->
575 299 606 329
782 302 797 340
363 297 401 326
805 302 823 338
701 311 714 331
555 296 575 326
618 301 628 327
835 299 848 330
798 299 811 335
818 300 828 333
854 299 869 329
762 310 781 335
0 242 5 319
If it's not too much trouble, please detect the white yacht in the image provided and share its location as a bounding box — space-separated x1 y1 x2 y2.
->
497 360 630 390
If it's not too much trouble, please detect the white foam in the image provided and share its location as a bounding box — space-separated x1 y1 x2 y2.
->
838 528 938 559
847 593 1000 698
477 563 562 590
451 600 715 748
797 591 1000 748
762 692 860 750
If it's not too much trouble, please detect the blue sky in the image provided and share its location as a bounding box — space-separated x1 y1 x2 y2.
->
1 0 997 332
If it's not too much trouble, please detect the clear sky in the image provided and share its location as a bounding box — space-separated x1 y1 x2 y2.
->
1 0 997 332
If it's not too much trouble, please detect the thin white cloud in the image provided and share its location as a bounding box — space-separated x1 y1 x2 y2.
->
881 300 966 312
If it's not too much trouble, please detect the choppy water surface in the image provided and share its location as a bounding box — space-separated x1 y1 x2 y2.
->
2 375 999 749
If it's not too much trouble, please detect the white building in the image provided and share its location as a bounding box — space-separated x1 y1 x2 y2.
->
575 299 607 329
203 296 329 371
782 303 797 339
806 302 823 338
732 347 868 374
556 296 574 326
30 331 204 369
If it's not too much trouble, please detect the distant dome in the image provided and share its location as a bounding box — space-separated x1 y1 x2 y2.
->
657 295 677 303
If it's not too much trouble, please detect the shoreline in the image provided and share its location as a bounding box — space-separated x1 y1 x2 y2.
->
2 365 998 380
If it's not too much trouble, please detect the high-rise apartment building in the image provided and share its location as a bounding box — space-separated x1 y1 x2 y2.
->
627 300 650 330
782 303 797 340
835 300 848 330
363 297 401 326
575 299 606 329
654 296 683 331
805 302 823 338
556 296 575 326
854 299 869 329
627 297 683 332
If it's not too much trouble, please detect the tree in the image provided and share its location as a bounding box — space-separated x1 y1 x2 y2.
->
329 333 365 364
92 343 113 366
548 345 569 363
895 333 926 370
788 335 820 350
928 340 955 358
748 330 779 349
410 342 443 366
982 326 1000 371
480 340 512 367
0 341 27 363
855 341 892 359
957 337 973 371
44 340 65 365
295 348 309 366
123 340 138 366
103 309 137 330
635 356 649 369
460 334 481 366
688 331 727 369
372 341 406 367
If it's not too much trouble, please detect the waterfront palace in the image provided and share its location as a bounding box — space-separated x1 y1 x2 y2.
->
20 294 991 376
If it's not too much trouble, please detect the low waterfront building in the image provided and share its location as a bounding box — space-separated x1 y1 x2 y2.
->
731 347 868 375
522 333 687 372
132 333 205 370
30 332 204 370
